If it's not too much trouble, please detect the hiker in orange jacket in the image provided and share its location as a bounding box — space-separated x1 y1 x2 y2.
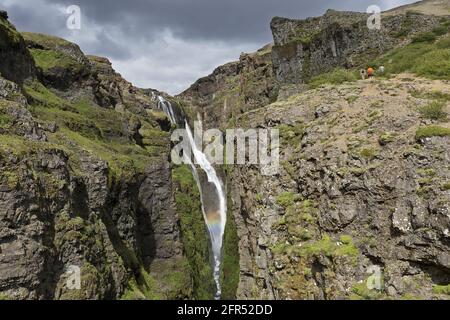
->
367 67 374 78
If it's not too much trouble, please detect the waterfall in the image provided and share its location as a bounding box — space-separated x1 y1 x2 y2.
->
155 95 226 299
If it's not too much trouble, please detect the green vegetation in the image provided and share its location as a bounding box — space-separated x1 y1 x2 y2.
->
29 48 82 72
418 100 447 121
172 165 216 300
295 234 359 258
359 147 378 159
121 268 163 300
272 234 359 261
0 293 10 300
415 125 450 140
375 34 450 80
283 200 317 240
442 182 450 190
0 113 12 129
220 193 240 300
309 68 358 88
24 80 71 109
22 80 167 180
432 284 450 295
22 32 72 47
411 32 436 43
350 280 384 300
410 89 450 101
432 25 450 37
0 15 22 47
278 123 305 147
276 192 296 208
378 132 396 145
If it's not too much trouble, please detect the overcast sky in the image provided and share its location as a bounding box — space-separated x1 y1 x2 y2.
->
0 0 415 94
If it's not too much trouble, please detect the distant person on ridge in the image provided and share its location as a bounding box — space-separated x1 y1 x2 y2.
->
367 67 374 79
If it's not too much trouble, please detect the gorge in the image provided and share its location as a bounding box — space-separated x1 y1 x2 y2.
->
1 0 450 300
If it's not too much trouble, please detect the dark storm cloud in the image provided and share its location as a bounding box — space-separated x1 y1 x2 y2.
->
40 0 414 42
0 0 415 94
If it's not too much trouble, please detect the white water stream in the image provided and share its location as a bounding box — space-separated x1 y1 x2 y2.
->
157 96 227 299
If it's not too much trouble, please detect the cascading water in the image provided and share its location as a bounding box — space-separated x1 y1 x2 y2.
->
156 95 226 299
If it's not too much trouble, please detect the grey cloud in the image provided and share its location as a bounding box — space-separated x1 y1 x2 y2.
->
40 0 416 42
0 0 416 94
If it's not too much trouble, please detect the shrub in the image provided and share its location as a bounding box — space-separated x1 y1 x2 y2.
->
309 68 358 88
359 148 377 159
411 32 436 43
418 100 448 121
437 36 450 49
433 284 450 295
413 49 450 79
432 25 449 36
276 192 296 208
379 132 395 145
0 293 10 300
415 125 450 140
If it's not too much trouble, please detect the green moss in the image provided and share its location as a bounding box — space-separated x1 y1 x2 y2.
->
299 234 359 259
24 80 72 110
220 192 240 300
283 200 317 240
160 259 193 299
57 128 153 179
121 268 163 300
0 16 22 48
346 96 358 104
0 293 10 300
0 113 13 129
415 125 450 140
433 284 450 295
379 132 396 145
359 148 377 159
417 168 437 177
278 123 305 147
350 280 384 300
273 234 359 262
442 182 450 190
309 68 358 88
29 48 82 72
276 192 296 208
172 165 215 300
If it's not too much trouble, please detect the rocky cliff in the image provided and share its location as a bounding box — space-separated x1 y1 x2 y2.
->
1 0 450 301
180 2 450 300
0 11 215 300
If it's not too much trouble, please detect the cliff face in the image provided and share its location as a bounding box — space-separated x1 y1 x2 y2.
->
178 44 278 130
271 10 443 85
0 13 208 300
229 75 450 299
179 3 450 300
